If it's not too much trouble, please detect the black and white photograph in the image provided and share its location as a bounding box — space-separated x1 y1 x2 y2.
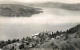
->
0 0 80 50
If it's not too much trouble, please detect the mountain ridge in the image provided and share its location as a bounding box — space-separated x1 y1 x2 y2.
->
25 2 80 11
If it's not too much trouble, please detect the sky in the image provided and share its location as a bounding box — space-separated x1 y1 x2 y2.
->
0 0 80 3
13 0 80 3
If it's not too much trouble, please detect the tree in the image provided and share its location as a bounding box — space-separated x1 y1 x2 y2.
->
16 39 19 42
19 44 24 49
0 41 5 48
7 39 12 44
22 37 26 41
64 33 69 40
26 37 31 42
12 39 16 43
51 42 54 46
10 46 15 50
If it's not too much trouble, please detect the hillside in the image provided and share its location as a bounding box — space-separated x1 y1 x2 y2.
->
1 24 80 50
0 4 42 17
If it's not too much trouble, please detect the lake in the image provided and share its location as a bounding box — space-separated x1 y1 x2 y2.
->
29 48 53 50
0 7 79 41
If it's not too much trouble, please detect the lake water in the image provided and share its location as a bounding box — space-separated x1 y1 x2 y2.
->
30 48 53 50
0 7 79 41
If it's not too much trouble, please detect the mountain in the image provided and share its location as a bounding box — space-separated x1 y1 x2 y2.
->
27 2 80 11
0 4 42 17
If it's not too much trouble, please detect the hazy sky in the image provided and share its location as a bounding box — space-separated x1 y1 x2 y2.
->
0 0 80 3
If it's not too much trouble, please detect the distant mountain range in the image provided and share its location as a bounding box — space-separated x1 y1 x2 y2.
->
27 2 80 11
